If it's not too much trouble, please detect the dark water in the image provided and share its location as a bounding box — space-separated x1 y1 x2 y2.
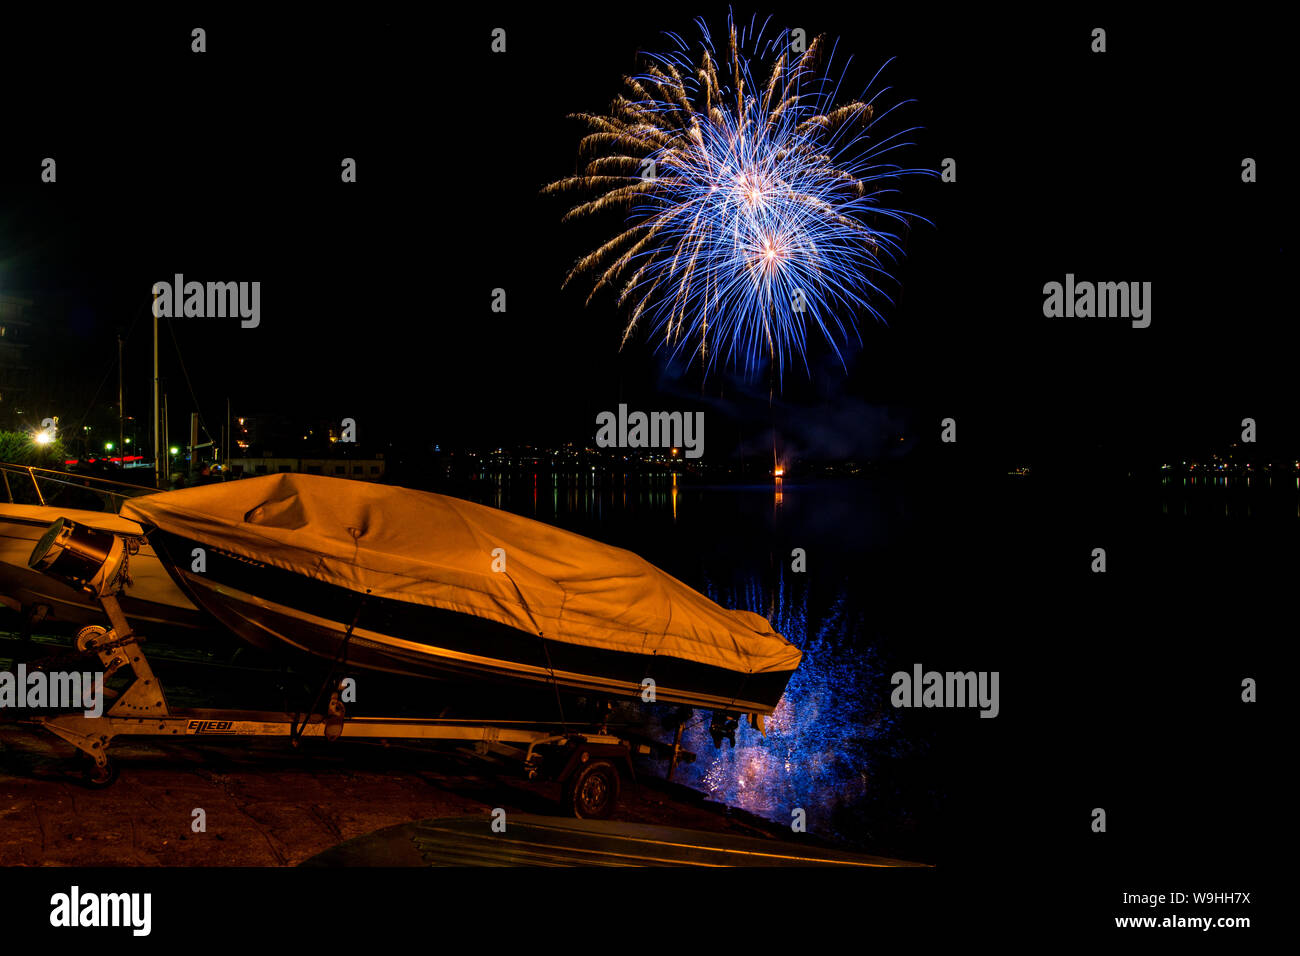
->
427 471 935 856
422 466 1297 863
1159 473 1300 518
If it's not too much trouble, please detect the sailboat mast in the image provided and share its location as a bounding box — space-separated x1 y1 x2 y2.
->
153 295 161 487
117 333 125 472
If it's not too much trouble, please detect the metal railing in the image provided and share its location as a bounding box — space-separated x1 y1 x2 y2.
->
0 461 160 514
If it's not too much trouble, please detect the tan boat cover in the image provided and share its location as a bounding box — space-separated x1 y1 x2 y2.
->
122 474 801 676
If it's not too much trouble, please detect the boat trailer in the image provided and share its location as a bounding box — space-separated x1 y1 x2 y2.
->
14 519 697 819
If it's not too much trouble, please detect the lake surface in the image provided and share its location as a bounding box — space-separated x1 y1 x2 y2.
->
421 466 1297 860
416 470 942 856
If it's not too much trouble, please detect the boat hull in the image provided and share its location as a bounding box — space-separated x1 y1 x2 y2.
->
150 530 794 714
0 505 206 637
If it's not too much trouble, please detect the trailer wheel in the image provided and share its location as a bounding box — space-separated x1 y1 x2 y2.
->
77 753 118 789
563 759 620 819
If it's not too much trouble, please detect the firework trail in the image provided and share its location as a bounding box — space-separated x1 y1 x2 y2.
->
545 12 934 382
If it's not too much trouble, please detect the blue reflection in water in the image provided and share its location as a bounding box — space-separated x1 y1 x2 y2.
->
453 472 926 849
663 573 906 845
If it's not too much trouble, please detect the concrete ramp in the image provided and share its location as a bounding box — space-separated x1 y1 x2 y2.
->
301 814 929 867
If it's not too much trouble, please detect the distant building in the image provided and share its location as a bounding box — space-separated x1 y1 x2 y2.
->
0 294 35 430
227 456 386 481
231 412 375 459
230 412 299 457
0 294 110 440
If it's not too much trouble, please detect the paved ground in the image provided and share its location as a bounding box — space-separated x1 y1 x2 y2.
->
0 629 918 867
0 723 843 866
303 814 927 866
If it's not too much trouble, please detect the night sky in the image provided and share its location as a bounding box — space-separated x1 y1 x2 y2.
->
0 8 1284 465
0 7 1283 928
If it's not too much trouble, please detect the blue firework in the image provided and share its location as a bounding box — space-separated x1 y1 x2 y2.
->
545 12 933 381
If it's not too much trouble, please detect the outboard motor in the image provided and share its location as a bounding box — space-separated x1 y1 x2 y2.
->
28 517 135 598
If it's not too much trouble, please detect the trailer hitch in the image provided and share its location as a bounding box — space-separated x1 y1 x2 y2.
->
709 713 739 749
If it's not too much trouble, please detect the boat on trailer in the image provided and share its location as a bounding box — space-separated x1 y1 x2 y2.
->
15 471 807 816
0 465 203 638
109 473 801 717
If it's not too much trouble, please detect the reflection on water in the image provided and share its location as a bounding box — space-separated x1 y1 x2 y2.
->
435 467 1296 855
1158 474 1300 519
672 575 902 844
448 471 927 850
468 470 1300 525
476 471 686 523
449 468 1295 844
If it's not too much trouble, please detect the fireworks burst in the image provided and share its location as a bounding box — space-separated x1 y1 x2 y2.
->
545 12 933 382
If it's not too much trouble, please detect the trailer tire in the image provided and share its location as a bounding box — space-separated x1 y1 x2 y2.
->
77 753 118 789
563 759 620 819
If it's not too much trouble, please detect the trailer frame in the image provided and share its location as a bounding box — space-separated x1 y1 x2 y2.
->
23 593 686 818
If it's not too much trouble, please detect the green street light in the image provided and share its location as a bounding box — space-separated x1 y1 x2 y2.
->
169 446 179 455
105 442 114 451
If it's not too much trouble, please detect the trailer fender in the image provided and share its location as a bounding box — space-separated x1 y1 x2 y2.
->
553 740 635 785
